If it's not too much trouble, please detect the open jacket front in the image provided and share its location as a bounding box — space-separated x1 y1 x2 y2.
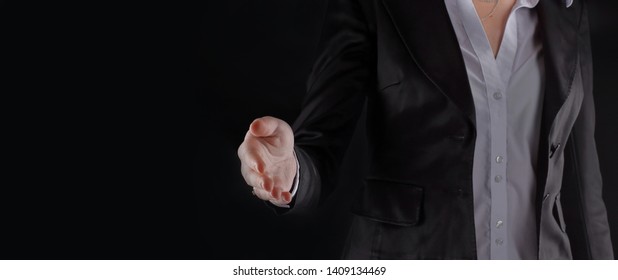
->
273 0 613 259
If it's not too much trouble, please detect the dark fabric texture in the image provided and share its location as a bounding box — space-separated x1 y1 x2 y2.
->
268 0 613 260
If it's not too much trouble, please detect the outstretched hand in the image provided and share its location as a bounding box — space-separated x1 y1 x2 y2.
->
237 116 297 205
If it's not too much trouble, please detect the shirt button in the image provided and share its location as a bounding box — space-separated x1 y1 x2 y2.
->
496 220 504 229
495 239 504 246
543 193 551 201
493 92 503 100
496 156 504 163
494 175 503 183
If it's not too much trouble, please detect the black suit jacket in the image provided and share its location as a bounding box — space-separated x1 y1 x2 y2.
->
271 0 614 259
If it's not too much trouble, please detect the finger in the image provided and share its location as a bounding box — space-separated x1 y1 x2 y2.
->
271 188 292 205
253 187 272 201
238 139 268 174
255 186 290 206
268 175 290 200
241 165 264 189
249 116 282 138
280 191 292 204
241 163 273 192
269 187 280 200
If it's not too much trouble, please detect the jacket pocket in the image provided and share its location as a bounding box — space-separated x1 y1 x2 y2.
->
351 177 424 226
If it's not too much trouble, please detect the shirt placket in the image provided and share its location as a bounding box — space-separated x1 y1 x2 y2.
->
458 0 522 260
488 4 520 260
485 58 508 260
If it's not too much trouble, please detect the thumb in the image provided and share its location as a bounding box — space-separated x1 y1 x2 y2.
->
249 116 283 138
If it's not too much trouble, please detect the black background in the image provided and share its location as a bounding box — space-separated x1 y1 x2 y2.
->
1 0 616 259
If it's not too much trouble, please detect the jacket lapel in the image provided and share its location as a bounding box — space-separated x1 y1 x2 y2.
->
535 0 583 245
381 0 475 125
538 0 582 127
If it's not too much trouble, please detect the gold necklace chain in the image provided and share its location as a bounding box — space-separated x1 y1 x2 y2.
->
476 0 501 21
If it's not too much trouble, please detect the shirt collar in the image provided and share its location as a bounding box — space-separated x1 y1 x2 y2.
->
519 0 540 9
565 0 573 8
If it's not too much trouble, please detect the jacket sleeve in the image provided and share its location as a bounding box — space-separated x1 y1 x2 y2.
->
565 0 614 259
266 0 375 215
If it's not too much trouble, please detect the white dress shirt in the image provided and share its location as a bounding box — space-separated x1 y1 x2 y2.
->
446 0 546 260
